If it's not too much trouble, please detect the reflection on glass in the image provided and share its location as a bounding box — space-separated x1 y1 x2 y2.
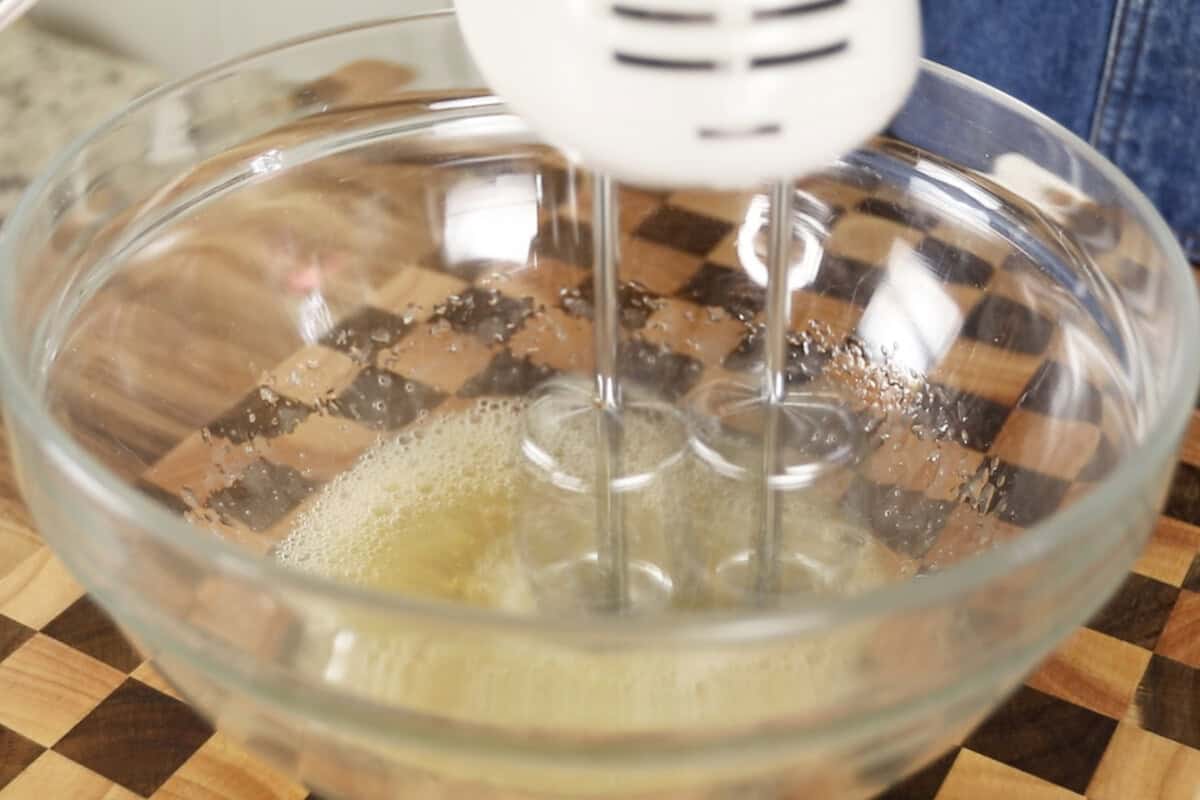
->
737 192 825 291
442 172 538 268
857 242 962 373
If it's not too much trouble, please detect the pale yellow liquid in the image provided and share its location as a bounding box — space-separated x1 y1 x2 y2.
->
276 398 892 720
277 398 535 610
274 400 894 794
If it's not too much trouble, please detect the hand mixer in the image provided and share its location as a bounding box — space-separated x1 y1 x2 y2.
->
456 0 923 612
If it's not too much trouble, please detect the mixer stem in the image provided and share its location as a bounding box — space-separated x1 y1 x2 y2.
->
756 180 795 601
591 174 628 613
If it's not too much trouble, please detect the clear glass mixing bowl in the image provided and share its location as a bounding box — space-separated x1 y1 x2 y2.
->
2 12 1198 800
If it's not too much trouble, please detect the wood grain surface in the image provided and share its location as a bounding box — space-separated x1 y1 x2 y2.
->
3 58 1200 800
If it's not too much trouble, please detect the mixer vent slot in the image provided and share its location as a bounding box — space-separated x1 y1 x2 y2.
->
751 39 848 68
611 4 716 23
614 52 721 70
698 123 782 139
754 0 847 19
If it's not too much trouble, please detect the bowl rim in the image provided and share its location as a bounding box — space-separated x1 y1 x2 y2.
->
1 11 1197 648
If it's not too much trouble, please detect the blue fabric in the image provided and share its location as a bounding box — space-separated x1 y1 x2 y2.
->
922 0 1200 261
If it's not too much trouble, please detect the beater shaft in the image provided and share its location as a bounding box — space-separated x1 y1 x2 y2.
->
756 180 795 600
591 174 628 613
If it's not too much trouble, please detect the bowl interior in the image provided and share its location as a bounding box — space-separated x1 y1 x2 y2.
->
3 17 1196 797
31 59 1151 617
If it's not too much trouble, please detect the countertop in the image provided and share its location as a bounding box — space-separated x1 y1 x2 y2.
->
0 20 161 223
2 17 1200 800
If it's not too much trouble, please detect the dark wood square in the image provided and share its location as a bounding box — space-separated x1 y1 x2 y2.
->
135 479 192 515
1064 203 1122 252
41 596 142 673
563 278 663 331
960 295 1054 356
872 749 958 800
0 614 35 663
809 254 883 306
431 287 534 343
619 339 703 401
54 678 214 797
0 724 43 791
1182 554 1200 593
923 383 1012 452
913 237 995 288
1078 435 1119 482
986 462 1071 527
533 216 593 268
675 262 765 321
722 327 829 386
458 350 557 398
1164 462 1200 526
633 205 733 257
964 685 1117 794
1086 572 1181 649
1135 654 1200 749
318 305 414 359
207 388 313 445
843 478 954 559
1016 360 1103 423
206 459 319 531
331 368 446 431
855 198 939 232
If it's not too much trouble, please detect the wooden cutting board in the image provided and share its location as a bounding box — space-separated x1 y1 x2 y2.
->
5 419 1200 800
2 41 1200 800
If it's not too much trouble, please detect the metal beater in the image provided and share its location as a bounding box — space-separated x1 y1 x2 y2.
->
457 0 923 610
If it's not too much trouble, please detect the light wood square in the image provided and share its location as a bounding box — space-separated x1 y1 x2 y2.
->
507 306 594 374
0 634 124 747
928 340 1043 408
1157 590 1200 669
0 549 84 630
1026 627 1153 719
827 213 924 266
666 190 754 225
619 237 705 296
477 256 585 309
151 733 306 800
369 266 468 318
640 298 747 368
0 751 137 800
253 413 379 485
1088 722 1200 800
132 662 182 702
1135 517 1200 587
141 434 258 509
990 409 1102 481
936 750 1083 799
376 326 495 396
0 523 39 586
267 346 359 407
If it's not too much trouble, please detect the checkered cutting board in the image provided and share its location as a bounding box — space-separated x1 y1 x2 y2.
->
2 61 1200 799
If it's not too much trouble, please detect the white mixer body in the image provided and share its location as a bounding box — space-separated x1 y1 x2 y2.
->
455 0 922 188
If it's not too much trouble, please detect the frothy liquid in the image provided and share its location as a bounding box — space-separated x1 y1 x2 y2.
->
278 398 533 610
275 399 894 740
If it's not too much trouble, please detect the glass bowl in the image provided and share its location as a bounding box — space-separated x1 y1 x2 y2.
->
2 12 1197 800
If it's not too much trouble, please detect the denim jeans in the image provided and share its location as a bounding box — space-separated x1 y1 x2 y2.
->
922 0 1200 260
